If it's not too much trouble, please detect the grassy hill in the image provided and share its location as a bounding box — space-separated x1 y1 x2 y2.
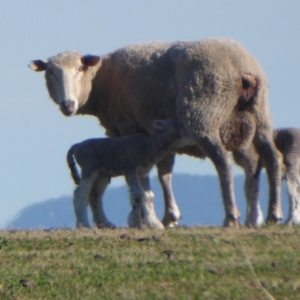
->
0 226 299 299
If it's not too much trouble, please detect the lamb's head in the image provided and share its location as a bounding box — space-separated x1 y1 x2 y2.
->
151 119 195 149
29 51 100 116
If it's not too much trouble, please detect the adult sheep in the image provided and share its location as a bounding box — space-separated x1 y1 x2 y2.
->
29 38 282 227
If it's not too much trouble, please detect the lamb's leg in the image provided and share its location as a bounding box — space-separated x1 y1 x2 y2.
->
196 136 240 226
89 174 116 228
156 154 181 227
254 130 282 224
138 175 164 229
284 159 300 225
125 172 144 228
73 172 97 228
233 147 264 227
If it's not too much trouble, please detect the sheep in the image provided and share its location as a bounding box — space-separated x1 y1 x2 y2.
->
66 118 192 229
234 128 300 226
29 37 282 227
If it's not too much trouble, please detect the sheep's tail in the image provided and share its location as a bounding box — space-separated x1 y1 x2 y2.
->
66 144 81 185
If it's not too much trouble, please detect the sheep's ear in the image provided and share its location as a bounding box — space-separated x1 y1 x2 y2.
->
152 119 172 130
28 60 47 72
81 54 100 67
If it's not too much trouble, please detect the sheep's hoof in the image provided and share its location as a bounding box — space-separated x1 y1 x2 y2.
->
96 222 116 229
223 215 240 227
266 214 282 225
284 216 300 226
127 210 143 229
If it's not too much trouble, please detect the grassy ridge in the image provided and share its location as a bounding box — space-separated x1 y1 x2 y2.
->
0 226 299 300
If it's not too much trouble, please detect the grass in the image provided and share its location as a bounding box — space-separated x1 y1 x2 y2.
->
0 226 299 299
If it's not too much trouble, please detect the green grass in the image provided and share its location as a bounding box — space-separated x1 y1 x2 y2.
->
0 226 299 299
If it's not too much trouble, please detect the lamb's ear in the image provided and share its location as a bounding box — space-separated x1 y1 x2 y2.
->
81 54 100 67
152 119 172 130
28 60 47 72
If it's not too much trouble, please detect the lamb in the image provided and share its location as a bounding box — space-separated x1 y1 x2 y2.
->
29 38 282 227
234 128 300 226
66 119 191 229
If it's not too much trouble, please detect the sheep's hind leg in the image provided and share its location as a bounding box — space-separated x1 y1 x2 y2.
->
89 174 116 228
139 175 164 229
233 147 264 228
284 160 300 225
157 154 181 227
73 173 97 228
254 130 283 224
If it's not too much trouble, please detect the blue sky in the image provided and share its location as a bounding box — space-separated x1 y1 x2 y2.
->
0 1 299 227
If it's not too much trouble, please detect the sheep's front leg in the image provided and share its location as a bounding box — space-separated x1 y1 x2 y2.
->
233 147 264 227
156 154 181 227
254 130 282 224
125 172 144 228
89 174 116 228
73 172 98 228
197 136 240 226
284 159 300 225
139 175 164 229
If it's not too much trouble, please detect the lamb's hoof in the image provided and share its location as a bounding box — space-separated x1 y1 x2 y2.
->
162 211 181 228
245 213 264 228
245 207 264 228
245 220 264 228
146 220 164 230
128 210 142 229
165 221 178 228
76 222 91 229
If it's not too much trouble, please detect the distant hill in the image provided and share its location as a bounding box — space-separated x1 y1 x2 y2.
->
6 173 289 229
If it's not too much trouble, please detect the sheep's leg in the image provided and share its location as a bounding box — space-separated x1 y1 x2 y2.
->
233 147 264 227
73 172 97 228
125 172 144 228
156 154 181 227
196 136 240 226
138 175 164 229
89 175 116 228
284 159 300 225
254 131 282 224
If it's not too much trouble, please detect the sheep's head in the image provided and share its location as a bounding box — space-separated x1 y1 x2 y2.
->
29 51 100 116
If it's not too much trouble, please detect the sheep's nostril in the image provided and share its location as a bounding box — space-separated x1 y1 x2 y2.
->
62 100 75 110
61 100 77 116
